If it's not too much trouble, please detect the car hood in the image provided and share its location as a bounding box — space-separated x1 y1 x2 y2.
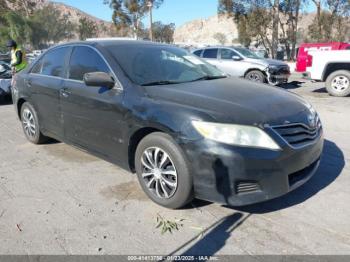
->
246 58 288 67
144 77 311 126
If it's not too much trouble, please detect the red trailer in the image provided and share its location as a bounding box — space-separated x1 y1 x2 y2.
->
296 42 350 72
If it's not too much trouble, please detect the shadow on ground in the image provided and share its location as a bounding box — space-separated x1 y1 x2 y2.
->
279 80 305 89
0 95 12 105
312 87 328 93
166 213 250 257
232 139 344 214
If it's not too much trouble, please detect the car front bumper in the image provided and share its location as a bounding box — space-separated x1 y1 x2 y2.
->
267 66 291 84
181 130 324 206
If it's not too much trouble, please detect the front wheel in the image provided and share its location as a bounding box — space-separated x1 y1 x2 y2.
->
135 132 193 209
245 70 266 83
20 102 49 144
326 70 350 97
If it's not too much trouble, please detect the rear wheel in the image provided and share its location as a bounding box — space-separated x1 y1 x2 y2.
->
245 70 266 83
20 102 49 144
135 132 193 209
326 70 350 97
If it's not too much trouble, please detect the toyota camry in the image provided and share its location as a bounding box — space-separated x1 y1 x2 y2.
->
11 40 324 208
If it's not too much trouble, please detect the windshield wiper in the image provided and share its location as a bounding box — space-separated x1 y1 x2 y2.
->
190 75 227 82
141 80 182 86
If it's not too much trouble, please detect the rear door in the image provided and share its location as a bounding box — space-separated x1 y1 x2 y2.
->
61 45 125 159
27 46 71 137
201 48 220 67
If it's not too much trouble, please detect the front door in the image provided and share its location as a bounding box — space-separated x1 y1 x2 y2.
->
60 46 125 160
217 48 246 77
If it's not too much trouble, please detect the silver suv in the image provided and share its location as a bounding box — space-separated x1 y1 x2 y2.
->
193 46 290 85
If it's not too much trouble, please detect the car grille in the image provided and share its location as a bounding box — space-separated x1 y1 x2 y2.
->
235 181 261 194
269 65 290 75
278 65 290 75
272 118 322 148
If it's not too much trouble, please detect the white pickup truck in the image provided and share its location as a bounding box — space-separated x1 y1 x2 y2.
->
307 50 350 97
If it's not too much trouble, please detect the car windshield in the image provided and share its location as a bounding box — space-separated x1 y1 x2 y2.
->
106 44 226 86
234 47 261 59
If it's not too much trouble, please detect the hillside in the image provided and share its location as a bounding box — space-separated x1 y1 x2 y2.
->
174 13 316 45
30 0 114 39
50 1 113 33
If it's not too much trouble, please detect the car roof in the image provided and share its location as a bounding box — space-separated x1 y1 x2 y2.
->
54 40 174 49
193 46 245 50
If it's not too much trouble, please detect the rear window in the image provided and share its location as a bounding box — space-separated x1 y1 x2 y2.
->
30 57 43 74
202 49 218 59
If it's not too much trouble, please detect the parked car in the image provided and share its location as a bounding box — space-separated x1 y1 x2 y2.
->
0 61 12 79
192 46 290 85
12 40 323 208
0 61 12 102
296 42 350 73
306 50 350 97
0 52 11 64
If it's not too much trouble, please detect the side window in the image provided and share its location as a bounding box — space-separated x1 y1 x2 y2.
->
41 47 69 77
202 48 218 59
68 46 111 81
220 49 239 60
346 46 350 50
30 57 43 74
193 50 202 57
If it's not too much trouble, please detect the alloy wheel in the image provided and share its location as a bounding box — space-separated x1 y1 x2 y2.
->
140 147 178 199
22 108 36 139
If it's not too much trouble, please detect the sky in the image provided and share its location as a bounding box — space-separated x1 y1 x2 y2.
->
54 0 315 27
54 0 227 27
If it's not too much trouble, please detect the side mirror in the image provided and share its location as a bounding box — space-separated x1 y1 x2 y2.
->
232 56 242 61
83 72 115 89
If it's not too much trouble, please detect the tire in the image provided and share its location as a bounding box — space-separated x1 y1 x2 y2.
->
20 102 49 144
326 70 350 97
135 132 193 209
245 70 266 83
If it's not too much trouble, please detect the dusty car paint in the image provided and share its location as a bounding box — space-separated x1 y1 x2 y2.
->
12 40 323 206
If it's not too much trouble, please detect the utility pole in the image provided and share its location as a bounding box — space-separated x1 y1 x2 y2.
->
147 0 153 41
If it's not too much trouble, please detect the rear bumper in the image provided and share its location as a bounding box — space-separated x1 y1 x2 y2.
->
181 131 324 206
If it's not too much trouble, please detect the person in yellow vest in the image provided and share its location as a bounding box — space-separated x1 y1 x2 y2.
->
6 40 27 75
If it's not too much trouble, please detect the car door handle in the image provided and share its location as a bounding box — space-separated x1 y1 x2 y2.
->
60 88 71 98
24 79 32 87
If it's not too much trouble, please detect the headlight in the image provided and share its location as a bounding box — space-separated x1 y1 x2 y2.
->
192 121 281 150
268 65 279 73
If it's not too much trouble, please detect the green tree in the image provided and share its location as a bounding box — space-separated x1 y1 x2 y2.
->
213 32 227 45
279 0 304 60
78 17 98 40
104 0 164 38
0 3 76 50
138 21 175 43
153 21 175 43
218 0 275 57
308 0 350 42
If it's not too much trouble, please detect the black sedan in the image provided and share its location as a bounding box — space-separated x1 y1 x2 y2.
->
11 40 324 208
